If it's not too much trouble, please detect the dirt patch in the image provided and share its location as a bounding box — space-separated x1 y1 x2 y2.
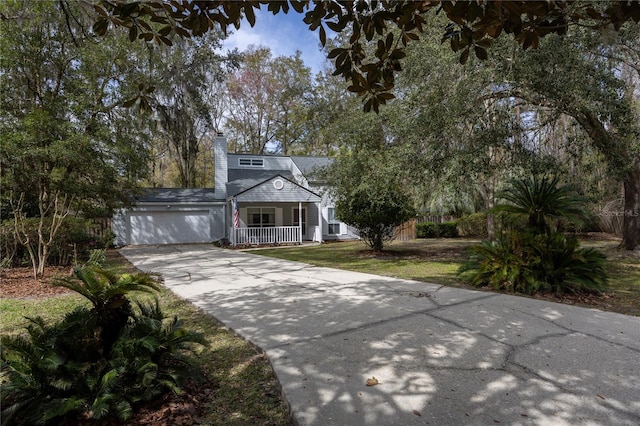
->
0 266 75 298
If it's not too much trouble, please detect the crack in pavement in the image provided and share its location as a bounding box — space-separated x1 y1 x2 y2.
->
121 246 640 425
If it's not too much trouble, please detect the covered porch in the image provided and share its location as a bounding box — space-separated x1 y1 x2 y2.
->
228 176 322 246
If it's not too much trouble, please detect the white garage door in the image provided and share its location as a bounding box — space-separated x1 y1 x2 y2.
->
129 211 211 245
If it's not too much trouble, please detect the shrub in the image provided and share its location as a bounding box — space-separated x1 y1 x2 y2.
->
417 222 438 238
417 222 458 238
458 236 537 293
0 266 204 425
530 233 607 294
438 222 459 238
494 175 591 235
337 188 415 251
459 231 607 295
459 176 607 296
0 217 106 268
456 213 488 238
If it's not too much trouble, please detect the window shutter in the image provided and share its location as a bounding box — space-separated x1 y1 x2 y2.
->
321 208 328 234
340 222 347 235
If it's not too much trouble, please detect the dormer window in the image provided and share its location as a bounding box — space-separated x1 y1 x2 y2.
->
238 158 264 167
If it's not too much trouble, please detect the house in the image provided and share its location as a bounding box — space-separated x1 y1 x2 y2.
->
113 134 357 246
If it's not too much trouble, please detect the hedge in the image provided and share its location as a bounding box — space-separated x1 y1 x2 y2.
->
416 222 459 238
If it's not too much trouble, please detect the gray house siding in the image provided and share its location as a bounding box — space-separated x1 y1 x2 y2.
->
235 176 321 203
113 203 225 246
114 135 356 246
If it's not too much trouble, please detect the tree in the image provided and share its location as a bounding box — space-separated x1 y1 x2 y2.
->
224 47 314 154
504 29 640 249
325 151 415 251
381 24 530 239
79 0 640 248
270 52 314 154
147 32 235 187
225 47 280 154
89 0 640 111
0 1 152 275
385 21 640 248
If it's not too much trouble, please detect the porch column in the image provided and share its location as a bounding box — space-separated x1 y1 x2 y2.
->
298 201 303 244
317 202 322 242
229 198 235 246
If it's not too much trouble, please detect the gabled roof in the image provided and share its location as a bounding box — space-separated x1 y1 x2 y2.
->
133 188 218 203
227 168 294 197
233 174 321 203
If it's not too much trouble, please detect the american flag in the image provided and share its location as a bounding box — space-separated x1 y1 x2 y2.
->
233 197 239 228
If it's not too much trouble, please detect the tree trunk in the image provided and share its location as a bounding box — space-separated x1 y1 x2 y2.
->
482 163 497 241
622 156 640 250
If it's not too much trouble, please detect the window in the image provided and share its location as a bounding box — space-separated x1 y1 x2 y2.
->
247 207 275 227
327 208 340 235
238 158 264 167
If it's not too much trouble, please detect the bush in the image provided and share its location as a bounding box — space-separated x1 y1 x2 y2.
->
438 222 459 238
417 222 458 238
456 213 488 238
0 266 205 425
458 176 607 296
459 231 607 295
0 218 111 268
417 222 438 238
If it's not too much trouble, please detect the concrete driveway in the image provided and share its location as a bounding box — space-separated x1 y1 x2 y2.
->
120 244 640 425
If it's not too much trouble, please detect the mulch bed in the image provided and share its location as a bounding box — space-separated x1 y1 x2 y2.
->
0 266 75 298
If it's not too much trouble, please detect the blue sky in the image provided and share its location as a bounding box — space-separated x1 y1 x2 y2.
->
221 8 330 74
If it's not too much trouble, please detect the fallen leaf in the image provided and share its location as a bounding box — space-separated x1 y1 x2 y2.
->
366 377 379 386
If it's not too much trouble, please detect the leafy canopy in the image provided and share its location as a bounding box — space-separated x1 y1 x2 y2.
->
86 0 640 111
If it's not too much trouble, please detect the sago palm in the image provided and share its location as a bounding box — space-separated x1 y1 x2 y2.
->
494 175 590 235
51 266 160 354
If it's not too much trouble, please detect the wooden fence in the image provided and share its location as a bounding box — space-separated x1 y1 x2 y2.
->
417 215 455 224
596 213 624 235
395 219 416 241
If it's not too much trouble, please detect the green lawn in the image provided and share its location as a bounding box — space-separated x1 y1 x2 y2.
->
253 237 640 316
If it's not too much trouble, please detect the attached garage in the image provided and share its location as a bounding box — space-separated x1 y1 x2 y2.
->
128 210 212 245
112 189 226 246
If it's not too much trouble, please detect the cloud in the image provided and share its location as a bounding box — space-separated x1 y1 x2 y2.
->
221 9 329 74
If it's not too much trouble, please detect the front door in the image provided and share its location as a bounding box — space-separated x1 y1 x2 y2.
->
293 207 307 238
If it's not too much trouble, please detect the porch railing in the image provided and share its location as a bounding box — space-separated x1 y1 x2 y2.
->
232 226 301 245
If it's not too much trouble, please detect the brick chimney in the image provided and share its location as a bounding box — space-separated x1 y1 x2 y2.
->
214 132 227 200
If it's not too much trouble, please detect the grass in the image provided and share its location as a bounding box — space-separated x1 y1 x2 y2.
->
0 294 87 335
253 237 640 316
253 239 475 287
0 253 292 426
151 289 290 425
